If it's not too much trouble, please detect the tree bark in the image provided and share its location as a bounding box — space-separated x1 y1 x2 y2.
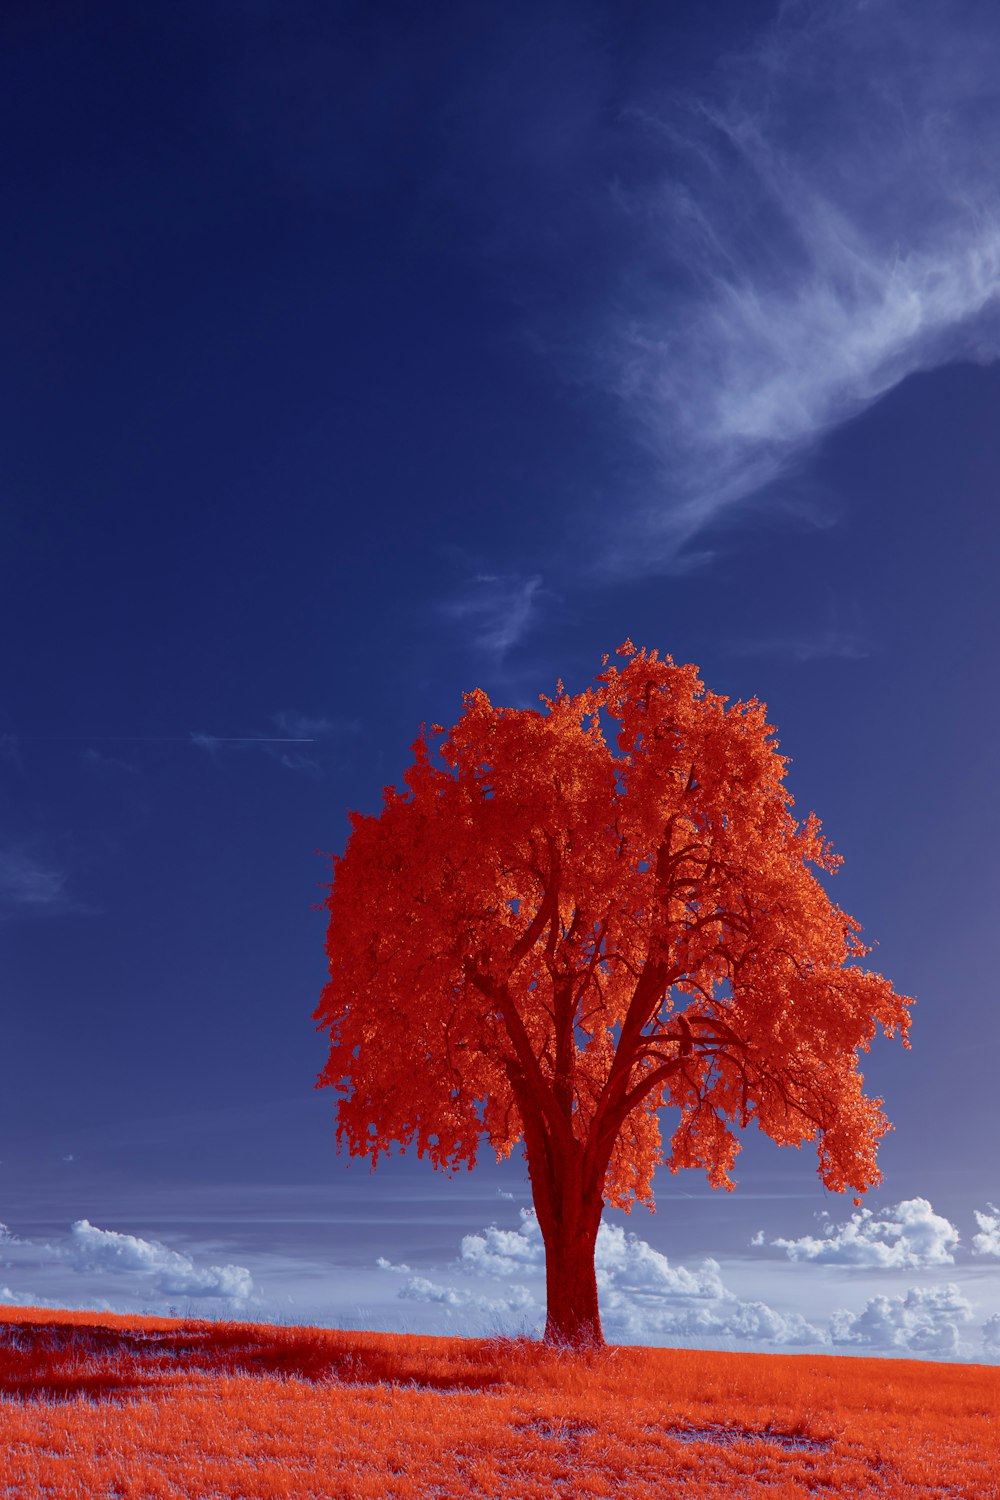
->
514 1068 606 1348
541 1207 604 1347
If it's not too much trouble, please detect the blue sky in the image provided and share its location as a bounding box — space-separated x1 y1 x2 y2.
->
2 0 999 1362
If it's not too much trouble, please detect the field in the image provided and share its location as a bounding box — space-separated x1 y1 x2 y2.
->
1 1304 997 1499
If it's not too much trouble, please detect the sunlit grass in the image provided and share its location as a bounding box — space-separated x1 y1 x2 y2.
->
1 1303 996 1497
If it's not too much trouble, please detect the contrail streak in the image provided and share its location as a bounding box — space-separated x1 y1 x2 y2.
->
6 736 317 743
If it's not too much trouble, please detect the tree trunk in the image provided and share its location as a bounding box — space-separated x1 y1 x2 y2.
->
516 1089 606 1348
540 1199 605 1348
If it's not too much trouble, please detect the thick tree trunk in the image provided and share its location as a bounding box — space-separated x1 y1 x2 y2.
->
542 1206 605 1350
515 1078 607 1348
541 1210 604 1347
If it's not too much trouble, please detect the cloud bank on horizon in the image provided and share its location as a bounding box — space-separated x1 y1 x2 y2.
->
385 1199 1000 1359
0 1220 254 1315
595 0 1000 570
1 1196 999 1359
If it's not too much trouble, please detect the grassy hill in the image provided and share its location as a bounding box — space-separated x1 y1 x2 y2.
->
1 1304 996 1497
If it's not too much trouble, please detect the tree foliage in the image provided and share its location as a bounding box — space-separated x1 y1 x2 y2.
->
314 643 913 1343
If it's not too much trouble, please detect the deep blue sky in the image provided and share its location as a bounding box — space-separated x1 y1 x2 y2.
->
2 0 999 1359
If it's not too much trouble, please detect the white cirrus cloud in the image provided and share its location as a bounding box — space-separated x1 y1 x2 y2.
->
189 727 326 775
0 845 95 922
271 711 358 741
766 1198 960 1268
729 596 871 663
439 573 545 661
82 747 140 776
830 1284 975 1357
63 1220 253 1301
591 0 1000 572
971 1204 1000 1258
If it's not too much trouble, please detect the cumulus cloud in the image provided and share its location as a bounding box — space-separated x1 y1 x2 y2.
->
830 1284 975 1357
0 1285 75 1310
376 1255 413 1274
983 1313 1000 1351
971 1204 1000 1257
457 1209 545 1278
766 1198 960 1268
398 1275 535 1319
593 1221 726 1301
592 1220 820 1345
594 0 1000 571
0 1217 254 1316
454 1209 724 1295
601 1286 822 1348
62 1220 253 1301
391 1208 825 1347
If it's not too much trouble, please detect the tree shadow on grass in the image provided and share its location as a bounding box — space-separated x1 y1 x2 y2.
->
0 1317 528 1404
0 1319 839 1462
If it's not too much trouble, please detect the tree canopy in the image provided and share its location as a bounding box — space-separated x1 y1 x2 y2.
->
314 643 913 1344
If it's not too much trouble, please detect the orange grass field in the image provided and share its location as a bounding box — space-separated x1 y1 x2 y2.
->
1 1304 997 1499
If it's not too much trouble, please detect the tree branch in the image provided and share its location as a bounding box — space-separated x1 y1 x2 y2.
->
466 963 574 1158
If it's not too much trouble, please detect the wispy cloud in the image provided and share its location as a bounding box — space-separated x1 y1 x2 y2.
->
730 597 871 662
438 573 545 662
189 732 314 753
0 844 95 922
0 848 69 910
189 713 351 774
272 712 350 740
593 0 1000 571
82 746 140 775
1 726 338 778
731 627 870 664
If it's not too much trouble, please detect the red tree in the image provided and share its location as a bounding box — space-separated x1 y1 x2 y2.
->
314 643 913 1347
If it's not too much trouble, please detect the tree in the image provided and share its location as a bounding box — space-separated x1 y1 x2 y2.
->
313 643 913 1347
